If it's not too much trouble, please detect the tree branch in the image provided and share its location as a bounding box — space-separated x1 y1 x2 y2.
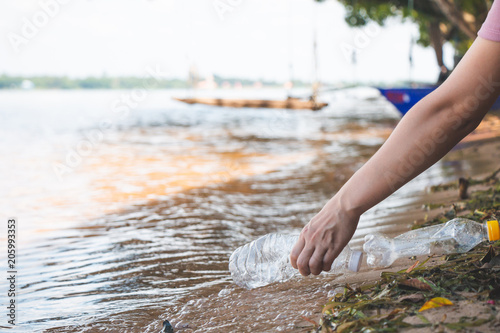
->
431 0 477 39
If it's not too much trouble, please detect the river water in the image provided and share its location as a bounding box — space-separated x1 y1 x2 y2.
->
1 88 499 332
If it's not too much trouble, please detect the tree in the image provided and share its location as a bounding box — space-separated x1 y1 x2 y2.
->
316 0 493 81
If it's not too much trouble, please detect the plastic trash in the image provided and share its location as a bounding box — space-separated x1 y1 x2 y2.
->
363 218 500 268
229 233 363 289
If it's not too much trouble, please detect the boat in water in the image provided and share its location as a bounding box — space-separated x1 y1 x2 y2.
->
378 87 500 116
175 2 328 112
173 96 328 111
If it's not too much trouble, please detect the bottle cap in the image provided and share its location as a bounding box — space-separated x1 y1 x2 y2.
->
487 220 500 241
348 250 363 272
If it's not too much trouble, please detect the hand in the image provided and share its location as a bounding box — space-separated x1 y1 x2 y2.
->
290 197 359 276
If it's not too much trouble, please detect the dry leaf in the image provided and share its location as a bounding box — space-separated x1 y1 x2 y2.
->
489 255 500 267
419 297 454 312
405 261 420 273
398 293 425 303
398 278 432 291
386 308 404 320
480 246 496 264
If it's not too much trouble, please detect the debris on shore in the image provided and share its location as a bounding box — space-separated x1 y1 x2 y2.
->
309 169 500 332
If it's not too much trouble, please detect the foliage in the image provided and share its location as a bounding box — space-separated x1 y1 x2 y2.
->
315 0 493 62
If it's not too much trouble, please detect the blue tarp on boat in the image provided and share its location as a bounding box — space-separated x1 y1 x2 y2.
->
377 87 436 115
378 87 500 116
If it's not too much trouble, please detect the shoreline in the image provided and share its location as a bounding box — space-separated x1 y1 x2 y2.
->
306 118 500 332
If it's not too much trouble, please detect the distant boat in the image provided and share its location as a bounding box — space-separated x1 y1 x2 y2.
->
173 96 328 111
176 1 327 112
378 87 500 116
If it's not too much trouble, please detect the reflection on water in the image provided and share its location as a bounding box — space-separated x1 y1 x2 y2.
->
1 89 499 332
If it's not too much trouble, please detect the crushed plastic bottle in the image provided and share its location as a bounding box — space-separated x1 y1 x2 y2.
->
229 233 363 289
363 218 500 268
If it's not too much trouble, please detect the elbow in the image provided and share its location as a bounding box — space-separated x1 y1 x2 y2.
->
459 114 483 135
430 94 488 138
444 102 485 136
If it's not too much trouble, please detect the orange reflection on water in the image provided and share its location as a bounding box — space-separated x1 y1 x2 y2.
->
78 142 314 210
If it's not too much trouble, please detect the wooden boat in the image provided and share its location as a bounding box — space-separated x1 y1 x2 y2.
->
176 4 327 112
378 87 500 116
173 96 328 111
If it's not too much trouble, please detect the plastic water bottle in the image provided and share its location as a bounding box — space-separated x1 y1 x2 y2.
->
229 233 363 289
363 218 500 268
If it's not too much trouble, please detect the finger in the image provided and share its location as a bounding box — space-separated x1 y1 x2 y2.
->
309 247 328 275
290 237 305 269
296 245 315 276
322 247 341 272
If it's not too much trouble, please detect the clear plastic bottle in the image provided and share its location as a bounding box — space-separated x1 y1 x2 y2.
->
363 218 500 268
229 233 363 289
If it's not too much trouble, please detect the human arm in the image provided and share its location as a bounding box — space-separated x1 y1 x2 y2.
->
290 37 500 276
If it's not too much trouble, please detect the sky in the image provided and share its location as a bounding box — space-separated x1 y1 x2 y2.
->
0 0 455 84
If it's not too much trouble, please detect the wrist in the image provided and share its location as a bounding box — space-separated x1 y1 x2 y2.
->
325 191 363 222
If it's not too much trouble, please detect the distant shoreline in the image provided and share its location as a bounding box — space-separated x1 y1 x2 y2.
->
0 75 433 90
0 75 302 90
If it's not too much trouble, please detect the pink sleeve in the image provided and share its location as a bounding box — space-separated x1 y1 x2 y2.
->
478 1 500 42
